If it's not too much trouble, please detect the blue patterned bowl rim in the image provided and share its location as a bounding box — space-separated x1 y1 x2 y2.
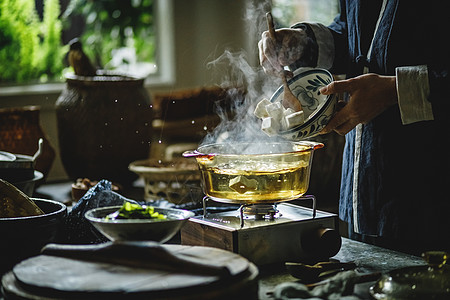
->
269 68 334 134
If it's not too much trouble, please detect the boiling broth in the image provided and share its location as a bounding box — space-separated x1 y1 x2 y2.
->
199 161 310 202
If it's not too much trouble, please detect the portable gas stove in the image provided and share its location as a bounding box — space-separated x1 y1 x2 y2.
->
180 195 341 265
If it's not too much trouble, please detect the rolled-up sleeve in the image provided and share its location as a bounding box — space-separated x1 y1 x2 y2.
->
396 65 434 125
290 22 335 70
304 23 335 70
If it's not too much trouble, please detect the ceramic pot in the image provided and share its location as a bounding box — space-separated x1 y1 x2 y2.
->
0 106 55 183
55 73 153 185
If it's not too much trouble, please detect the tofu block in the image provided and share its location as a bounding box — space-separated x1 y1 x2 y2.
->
284 107 296 116
254 98 271 118
266 101 284 121
229 175 258 194
216 131 229 143
261 117 280 136
285 110 305 128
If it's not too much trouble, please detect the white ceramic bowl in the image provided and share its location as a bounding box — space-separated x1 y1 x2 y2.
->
85 206 194 243
270 68 337 140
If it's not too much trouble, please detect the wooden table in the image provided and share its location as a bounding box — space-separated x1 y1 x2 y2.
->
24 182 425 299
257 238 424 299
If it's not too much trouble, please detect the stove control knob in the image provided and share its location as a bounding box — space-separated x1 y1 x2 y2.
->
301 227 342 259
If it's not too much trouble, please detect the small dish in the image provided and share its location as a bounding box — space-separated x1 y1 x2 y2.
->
85 205 194 243
270 68 337 140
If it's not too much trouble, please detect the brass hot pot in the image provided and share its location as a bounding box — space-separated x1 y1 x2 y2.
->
183 141 323 204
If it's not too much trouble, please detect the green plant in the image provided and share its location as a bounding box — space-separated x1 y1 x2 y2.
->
0 0 40 83
64 0 156 69
0 0 65 84
40 0 64 80
0 0 156 84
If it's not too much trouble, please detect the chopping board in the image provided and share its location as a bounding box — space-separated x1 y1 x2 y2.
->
1 242 259 299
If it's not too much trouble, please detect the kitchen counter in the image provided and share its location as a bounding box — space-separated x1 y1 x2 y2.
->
28 182 425 299
258 237 425 299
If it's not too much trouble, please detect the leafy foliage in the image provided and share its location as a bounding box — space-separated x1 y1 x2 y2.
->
0 0 156 84
0 0 41 83
0 0 65 83
40 0 64 80
64 0 155 69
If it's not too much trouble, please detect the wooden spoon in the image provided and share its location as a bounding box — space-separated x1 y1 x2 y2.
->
266 12 302 112
285 261 357 282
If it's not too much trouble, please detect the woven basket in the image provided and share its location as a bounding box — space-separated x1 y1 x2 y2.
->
129 158 202 204
55 74 153 186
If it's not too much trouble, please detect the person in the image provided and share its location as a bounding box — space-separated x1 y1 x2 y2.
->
259 0 450 255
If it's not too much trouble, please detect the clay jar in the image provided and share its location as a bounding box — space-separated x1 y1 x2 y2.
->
0 105 55 182
55 74 153 186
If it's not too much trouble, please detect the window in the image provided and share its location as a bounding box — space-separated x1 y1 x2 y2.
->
64 0 158 78
0 0 174 96
272 0 339 27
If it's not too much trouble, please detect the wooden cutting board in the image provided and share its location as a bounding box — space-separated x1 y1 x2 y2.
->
2 243 259 299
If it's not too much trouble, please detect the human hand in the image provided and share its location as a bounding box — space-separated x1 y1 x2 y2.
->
258 28 308 75
319 73 398 135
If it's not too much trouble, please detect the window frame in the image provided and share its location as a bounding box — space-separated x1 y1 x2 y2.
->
0 0 175 97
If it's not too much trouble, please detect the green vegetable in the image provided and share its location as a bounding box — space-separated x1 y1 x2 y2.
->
105 201 166 220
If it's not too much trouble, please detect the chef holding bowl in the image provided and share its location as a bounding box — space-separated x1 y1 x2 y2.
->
259 1 450 254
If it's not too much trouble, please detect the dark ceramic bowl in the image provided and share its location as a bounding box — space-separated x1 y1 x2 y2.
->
11 170 44 197
0 198 67 275
85 206 194 243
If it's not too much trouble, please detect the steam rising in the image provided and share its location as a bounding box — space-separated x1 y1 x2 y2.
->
200 2 287 154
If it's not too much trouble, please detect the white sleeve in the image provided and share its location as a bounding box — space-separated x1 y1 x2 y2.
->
395 65 434 125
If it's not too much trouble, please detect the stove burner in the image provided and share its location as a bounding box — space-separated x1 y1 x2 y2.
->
181 198 341 265
242 204 279 220
202 195 317 228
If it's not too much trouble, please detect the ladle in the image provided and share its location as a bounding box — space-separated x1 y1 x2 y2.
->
266 12 302 112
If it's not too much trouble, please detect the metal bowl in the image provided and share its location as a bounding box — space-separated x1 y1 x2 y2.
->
270 68 338 140
85 206 194 243
370 251 450 299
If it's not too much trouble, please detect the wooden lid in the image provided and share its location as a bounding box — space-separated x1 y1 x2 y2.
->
3 243 258 299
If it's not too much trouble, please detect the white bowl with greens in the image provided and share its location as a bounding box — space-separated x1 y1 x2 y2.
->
85 202 194 243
